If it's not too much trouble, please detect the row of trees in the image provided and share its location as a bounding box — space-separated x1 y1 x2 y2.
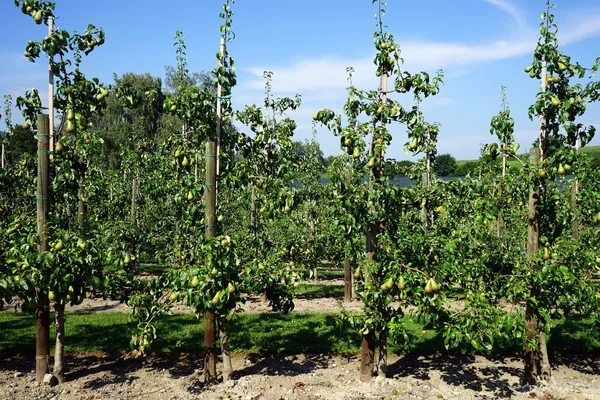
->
1 0 600 389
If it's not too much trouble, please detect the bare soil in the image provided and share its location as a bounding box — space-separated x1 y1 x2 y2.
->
1 280 599 399
56 279 364 315
1 352 598 399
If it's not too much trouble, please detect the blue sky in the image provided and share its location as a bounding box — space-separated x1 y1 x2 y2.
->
1 0 600 160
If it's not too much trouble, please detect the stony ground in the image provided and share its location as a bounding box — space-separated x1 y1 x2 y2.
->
1 352 599 399
1 279 599 399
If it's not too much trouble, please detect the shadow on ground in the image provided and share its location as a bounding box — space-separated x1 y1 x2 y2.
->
388 353 524 398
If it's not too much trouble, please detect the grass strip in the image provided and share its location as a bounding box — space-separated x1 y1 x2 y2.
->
1 311 598 356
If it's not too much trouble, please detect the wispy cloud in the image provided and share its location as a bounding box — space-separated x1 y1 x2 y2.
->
562 11 600 45
241 4 600 98
483 0 528 30
234 3 600 158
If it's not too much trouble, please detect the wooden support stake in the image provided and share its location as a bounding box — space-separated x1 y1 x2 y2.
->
204 139 217 383
524 147 540 384
344 259 352 303
36 113 51 383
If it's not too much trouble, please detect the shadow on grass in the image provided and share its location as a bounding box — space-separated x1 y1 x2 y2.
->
548 315 600 376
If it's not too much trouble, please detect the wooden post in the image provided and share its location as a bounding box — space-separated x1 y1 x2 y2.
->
48 18 55 154
130 177 139 273
524 147 540 384
421 171 429 225
572 137 580 238
250 184 256 239
204 138 217 383
360 331 376 382
36 113 51 383
344 258 352 303
310 209 317 281
502 142 507 177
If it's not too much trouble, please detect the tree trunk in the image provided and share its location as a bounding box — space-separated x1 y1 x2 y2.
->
36 113 51 383
571 181 579 239
220 322 232 382
362 221 378 381
539 330 551 381
377 329 388 377
53 302 65 383
77 187 87 226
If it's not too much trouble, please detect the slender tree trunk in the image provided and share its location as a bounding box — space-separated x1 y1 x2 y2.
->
539 330 551 380
421 170 429 225
377 329 388 377
251 185 267 303
361 64 388 383
498 142 507 237
53 302 65 383
36 114 51 383
362 221 378 381
77 186 87 226
220 322 232 382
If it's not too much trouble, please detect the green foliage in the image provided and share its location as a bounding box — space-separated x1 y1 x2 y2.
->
433 153 457 177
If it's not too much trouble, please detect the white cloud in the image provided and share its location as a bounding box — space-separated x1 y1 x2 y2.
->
233 4 600 159
562 12 600 45
483 0 528 29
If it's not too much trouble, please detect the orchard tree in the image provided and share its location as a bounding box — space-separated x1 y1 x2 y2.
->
6 0 110 383
519 1 600 383
235 71 304 312
315 0 443 380
486 86 520 177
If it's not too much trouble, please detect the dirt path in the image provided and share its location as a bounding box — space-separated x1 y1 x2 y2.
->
1 352 598 399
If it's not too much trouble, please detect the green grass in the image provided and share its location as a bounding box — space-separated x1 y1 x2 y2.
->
295 284 344 298
0 311 440 355
316 268 345 279
580 144 600 155
139 263 172 274
1 310 599 357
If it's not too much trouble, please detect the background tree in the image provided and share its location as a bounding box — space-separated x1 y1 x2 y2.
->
92 72 165 170
433 153 457 177
2 124 37 165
